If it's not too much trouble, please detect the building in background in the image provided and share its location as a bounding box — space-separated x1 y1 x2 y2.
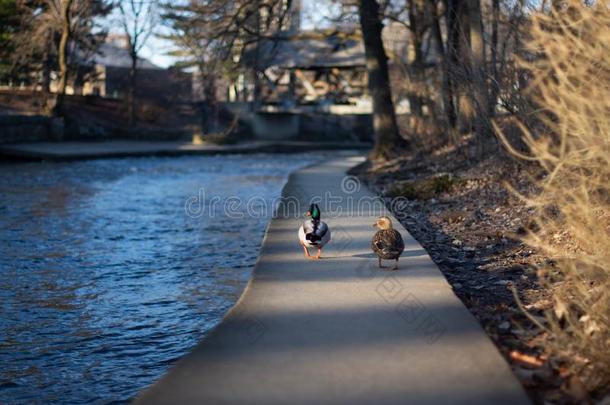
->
227 2 438 113
0 35 193 104
73 36 191 104
235 30 367 109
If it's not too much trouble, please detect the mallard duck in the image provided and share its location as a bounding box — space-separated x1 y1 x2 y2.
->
372 216 405 270
298 203 331 260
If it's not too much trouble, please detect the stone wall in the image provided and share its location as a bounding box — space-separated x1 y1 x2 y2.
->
297 113 373 142
0 115 63 144
224 103 373 142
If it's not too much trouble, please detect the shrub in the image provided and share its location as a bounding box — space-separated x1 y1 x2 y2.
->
498 1 609 396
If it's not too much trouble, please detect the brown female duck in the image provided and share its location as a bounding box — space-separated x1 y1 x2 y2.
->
372 216 405 270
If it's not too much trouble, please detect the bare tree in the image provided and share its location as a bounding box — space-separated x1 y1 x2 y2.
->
162 0 292 119
53 0 74 115
162 1 229 132
429 0 456 131
357 0 408 159
0 1 22 82
12 0 110 114
405 0 425 118
118 0 158 126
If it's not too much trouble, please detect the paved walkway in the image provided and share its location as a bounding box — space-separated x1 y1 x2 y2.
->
135 155 530 405
0 140 369 160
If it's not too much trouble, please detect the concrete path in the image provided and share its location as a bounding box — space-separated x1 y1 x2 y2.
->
135 155 530 405
0 140 369 160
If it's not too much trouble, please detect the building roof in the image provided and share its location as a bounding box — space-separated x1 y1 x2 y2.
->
247 26 440 71
88 43 161 70
252 34 366 70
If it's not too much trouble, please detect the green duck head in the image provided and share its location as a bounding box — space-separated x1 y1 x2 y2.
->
307 203 321 221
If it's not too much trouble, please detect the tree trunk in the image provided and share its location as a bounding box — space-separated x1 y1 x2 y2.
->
252 0 262 110
202 72 219 133
128 49 137 126
430 0 456 130
407 0 424 118
446 0 466 130
41 49 52 110
489 0 500 117
52 0 73 116
357 0 408 159
467 0 491 148
451 0 475 133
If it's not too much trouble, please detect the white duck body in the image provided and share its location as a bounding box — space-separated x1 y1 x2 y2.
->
298 218 331 248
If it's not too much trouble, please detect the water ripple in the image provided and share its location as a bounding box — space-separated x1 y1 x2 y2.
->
0 153 318 404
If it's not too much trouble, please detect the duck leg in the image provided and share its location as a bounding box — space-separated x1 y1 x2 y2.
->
378 257 384 268
391 258 399 271
301 243 311 259
314 247 322 260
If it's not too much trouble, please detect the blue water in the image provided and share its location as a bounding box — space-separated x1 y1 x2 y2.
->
0 154 318 404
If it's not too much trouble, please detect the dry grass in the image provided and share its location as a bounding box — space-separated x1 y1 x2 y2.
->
497 1 610 396
389 174 465 200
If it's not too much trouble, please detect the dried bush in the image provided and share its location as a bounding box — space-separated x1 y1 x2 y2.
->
498 1 609 396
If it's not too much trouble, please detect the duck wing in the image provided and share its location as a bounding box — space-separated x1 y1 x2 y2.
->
302 219 330 246
372 229 405 258
315 221 331 247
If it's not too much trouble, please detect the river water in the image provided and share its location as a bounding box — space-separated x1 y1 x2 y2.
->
0 154 318 404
